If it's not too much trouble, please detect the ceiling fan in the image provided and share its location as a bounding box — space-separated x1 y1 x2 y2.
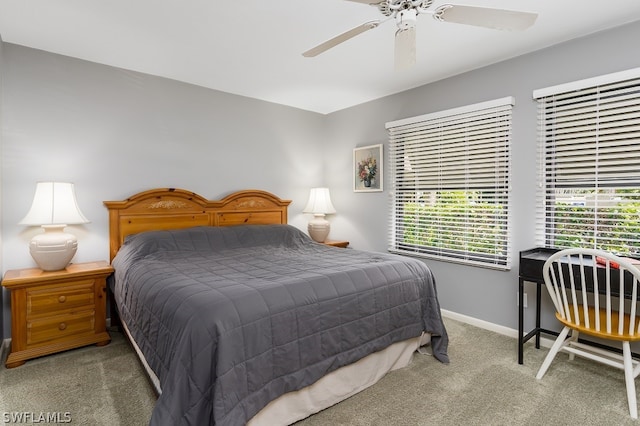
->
303 0 538 70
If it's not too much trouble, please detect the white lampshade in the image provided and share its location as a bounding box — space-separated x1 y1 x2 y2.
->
303 187 336 215
20 182 90 271
303 188 336 243
20 182 89 226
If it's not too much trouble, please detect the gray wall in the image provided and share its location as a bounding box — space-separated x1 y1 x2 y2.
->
0 44 326 337
1 21 640 340
324 21 640 331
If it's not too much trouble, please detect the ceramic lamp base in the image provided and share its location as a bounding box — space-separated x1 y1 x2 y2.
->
29 225 78 271
308 215 330 243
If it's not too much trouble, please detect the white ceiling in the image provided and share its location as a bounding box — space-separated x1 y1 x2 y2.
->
1 0 640 114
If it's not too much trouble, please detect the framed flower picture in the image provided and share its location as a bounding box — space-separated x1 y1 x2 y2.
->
353 144 383 192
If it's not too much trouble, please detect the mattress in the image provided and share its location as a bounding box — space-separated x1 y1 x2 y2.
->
111 224 448 425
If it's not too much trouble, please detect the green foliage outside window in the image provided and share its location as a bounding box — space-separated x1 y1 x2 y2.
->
400 191 506 256
398 189 640 257
552 204 640 255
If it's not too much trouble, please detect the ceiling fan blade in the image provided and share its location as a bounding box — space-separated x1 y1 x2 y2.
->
303 21 380 57
395 27 416 71
434 4 537 31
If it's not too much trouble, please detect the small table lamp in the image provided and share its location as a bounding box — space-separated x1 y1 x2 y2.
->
19 182 90 271
303 187 336 243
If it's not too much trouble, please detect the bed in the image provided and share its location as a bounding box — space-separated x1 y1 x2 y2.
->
104 188 449 426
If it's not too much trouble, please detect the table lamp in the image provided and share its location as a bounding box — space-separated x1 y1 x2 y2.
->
19 182 90 271
303 187 336 243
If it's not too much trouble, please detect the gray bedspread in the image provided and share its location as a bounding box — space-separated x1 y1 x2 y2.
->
111 224 448 426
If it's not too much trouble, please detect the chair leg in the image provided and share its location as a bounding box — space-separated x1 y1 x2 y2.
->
536 326 571 380
568 330 579 361
622 341 638 419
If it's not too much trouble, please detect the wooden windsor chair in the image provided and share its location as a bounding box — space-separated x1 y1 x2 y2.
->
536 248 640 419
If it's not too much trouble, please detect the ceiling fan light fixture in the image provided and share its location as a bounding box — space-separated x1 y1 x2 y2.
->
396 8 418 30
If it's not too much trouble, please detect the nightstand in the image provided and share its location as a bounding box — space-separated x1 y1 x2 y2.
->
323 240 350 248
2 261 113 368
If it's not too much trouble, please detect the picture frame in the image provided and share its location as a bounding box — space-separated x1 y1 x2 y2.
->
353 144 383 192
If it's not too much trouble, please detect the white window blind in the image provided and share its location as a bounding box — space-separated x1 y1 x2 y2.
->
386 97 513 269
535 68 640 254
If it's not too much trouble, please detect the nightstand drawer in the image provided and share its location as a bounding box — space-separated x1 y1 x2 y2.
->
27 310 96 346
26 280 95 316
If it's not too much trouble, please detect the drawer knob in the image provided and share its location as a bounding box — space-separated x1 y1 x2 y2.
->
58 295 67 303
58 323 67 331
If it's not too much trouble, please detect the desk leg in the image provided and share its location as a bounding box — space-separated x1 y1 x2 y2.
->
518 278 524 364
535 282 542 349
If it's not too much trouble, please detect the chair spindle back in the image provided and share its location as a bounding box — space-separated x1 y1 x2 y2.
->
543 248 640 339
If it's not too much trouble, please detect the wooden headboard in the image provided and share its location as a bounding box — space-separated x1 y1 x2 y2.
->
103 188 292 261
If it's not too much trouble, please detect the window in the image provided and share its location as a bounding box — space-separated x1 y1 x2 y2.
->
387 97 513 269
535 68 640 255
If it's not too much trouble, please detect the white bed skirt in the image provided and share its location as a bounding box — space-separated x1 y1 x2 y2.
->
120 318 430 425
250 333 430 425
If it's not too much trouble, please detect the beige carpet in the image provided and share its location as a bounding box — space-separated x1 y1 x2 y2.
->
0 330 155 425
1 318 637 425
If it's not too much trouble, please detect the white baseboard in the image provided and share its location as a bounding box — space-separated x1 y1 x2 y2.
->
441 309 555 349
